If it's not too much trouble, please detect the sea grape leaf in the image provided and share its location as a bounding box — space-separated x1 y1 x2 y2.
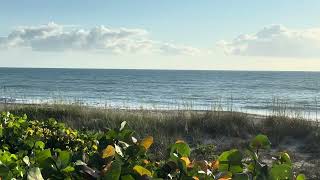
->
133 165 152 177
102 145 115 159
34 141 45 150
170 140 191 158
140 136 153 150
269 164 293 180
278 152 292 165
36 149 52 166
102 160 122 180
27 167 44 180
23 156 30 166
57 151 71 169
218 149 243 173
296 174 306 180
61 166 75 173
250 134 271 150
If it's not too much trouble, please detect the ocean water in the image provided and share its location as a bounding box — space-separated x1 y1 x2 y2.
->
1 68 320 117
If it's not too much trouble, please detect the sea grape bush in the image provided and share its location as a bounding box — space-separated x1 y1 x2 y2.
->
0 112 306 180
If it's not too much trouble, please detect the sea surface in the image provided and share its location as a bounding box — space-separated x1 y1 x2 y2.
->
1 68 320 117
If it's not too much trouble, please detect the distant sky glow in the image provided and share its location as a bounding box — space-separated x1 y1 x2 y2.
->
1 0 320 70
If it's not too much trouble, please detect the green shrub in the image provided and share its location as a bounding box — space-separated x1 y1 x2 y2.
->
0 112 305 179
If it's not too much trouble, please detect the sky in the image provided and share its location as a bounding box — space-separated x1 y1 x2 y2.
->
1 0 320 70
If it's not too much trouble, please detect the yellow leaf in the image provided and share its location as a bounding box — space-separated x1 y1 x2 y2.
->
133 165 152 177
140 136 153 150
175 140 185 144
92 144 98 151
102 145 115 159
180 157 191 166
192 176 199 180
211 160 219 170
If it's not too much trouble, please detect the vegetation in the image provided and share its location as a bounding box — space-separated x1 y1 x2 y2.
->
0 112 308 179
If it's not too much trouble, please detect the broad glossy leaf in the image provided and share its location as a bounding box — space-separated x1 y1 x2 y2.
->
218 149 243 173
61 166 75 173
114 144 124 157
34 141 45 150
250 134 271 150
278 152 292 165
23 156 30 166
133 165 152 177
36 149 52 165
27 167 44 180
180 157 191 167
269 164 293 180
296 174 306 180
102 145 115 159
58 151 71 169
170 141 191 158
103 160 122 180
140 136 153 150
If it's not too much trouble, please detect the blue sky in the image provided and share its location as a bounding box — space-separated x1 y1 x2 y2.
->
1 1 320 70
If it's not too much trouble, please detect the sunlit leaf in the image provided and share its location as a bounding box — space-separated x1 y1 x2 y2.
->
250 134 271 150
102 145 115 159
140 136 153 150
133 165 152 177
296 174 306 180
180 157 191 166
120 121 127 131
114 144 124 157
27 167 44 180
270 164 293 180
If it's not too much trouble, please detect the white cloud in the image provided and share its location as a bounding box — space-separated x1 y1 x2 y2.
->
220 24 320 58
0 22 199 55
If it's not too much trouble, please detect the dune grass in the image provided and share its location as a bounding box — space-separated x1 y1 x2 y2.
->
1 103 319 178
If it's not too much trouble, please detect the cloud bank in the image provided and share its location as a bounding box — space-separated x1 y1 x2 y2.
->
0 22 199 55
220 25 320 58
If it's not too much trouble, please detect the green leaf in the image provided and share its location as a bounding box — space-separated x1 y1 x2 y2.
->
218 149 243 173
23 156 30 166
296 174 306 180
121 174 135 180
36 149 52 167
278 152 292 165
34 141 45 150
170 141 191 158
269 164 293 180
27 167 44 180
250 134 271 150
57 151 71 169
103 160 122 180
61 166 75 173
0 164 10 177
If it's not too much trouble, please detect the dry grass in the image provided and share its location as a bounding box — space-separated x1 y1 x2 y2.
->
1 103 319 178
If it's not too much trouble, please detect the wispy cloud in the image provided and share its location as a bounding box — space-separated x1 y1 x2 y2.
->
0 22 199 56
219 25 320 58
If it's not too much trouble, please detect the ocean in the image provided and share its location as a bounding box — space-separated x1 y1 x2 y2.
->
1 68 320 117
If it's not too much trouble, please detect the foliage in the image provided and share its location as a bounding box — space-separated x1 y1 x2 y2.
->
0 112 306 179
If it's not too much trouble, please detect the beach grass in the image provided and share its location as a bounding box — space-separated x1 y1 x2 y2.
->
1 102 319 178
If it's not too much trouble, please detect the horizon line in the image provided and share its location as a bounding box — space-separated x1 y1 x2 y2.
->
0 66 320 73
